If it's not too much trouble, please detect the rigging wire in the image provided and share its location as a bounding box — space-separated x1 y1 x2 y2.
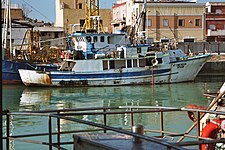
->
21 0 54 23
133 1 179 41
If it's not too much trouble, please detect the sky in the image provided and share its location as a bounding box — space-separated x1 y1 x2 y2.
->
10 0 225 23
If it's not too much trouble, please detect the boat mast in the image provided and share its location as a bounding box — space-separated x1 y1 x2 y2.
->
8 0 12 59
2 0 9 50
2 0 13 60
134 0 147 44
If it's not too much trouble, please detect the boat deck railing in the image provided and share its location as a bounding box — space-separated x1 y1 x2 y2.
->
2 105 225 150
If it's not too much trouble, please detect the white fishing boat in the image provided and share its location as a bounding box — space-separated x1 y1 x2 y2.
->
18 32 211 87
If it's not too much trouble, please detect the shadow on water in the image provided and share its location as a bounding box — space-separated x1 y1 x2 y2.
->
195 74 225 83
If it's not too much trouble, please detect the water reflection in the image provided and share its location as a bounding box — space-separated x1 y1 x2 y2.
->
15 82 218 111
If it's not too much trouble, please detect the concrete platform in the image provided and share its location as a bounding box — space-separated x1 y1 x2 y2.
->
73 133 171 150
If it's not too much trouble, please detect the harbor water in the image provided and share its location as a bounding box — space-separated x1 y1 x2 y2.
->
2 76 225 149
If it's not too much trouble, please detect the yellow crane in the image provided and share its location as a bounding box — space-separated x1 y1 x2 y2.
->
82 0 104 33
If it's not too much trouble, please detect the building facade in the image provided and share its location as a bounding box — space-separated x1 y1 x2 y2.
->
34 25 64 49
1 4 24 20
2 4 65 60
55 0 112 33
206 2 225 42
112 0 206 42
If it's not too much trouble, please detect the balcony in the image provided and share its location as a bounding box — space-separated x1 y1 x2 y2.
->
207 29 225 36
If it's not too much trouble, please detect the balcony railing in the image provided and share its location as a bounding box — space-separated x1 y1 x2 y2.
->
207 29 225 36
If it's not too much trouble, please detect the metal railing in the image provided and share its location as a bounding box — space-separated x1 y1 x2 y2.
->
2 105 225 150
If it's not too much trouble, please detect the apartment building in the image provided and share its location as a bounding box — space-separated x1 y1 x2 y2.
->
206 2 225 42
112 0 206 42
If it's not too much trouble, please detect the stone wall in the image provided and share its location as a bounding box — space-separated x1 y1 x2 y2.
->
178 42 225 54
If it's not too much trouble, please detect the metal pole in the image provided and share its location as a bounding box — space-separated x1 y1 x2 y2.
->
130 108 134 127
57 111 60 150
152 66 154 95
3 0 9 49
103 109 107 133
197 112 201 150
48 116 52 150
8 0 12 59
160 112 164 137
6 110 10 150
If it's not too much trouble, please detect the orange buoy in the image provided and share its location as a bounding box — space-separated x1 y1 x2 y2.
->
201 119 223 150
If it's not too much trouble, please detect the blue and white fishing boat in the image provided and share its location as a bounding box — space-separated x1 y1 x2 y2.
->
18 31 211 86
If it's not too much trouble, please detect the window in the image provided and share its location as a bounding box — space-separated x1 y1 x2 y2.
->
195 19 201 26
94 36 98 42
216 9 222 14
86 36 91 42
55 32 59 38
41 32 46 36
133 59 137 67
146 19 152 27
107 36 110 44
109 60 115 69
178 19 185 27
209 24 215 30
80 19 85 28
103 61 108 70
78 3 82 9
127 60 132 68
136 8 138 17
137 47 141 53
100 36 104 42
184 38 195 42
163 19 169 27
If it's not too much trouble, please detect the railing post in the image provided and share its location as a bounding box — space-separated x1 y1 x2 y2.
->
57 111 61 150
6 110 10 150
48 115 52 150
103 109 107 133
130 108 134 127
197 111 201 150
160 111 164 137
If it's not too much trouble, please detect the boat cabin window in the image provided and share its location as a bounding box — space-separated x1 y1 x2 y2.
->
100 36 104 42
137 47 141 53
127 60 132 68
94 36 98 42
86 36 91 42
103 60 108 70
146 58 151 66
139 59 146 67
109 60 115 69
115 60 126 69
133 59 137 67
157 58 162 64
107 36 110 44
59 61 76 71
147 47 152 52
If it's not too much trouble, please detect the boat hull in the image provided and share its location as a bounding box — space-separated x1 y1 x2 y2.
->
2 60 59 84
18 54 211 87
2 60 34 84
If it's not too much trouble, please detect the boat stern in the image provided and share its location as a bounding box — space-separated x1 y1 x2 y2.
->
18 69 52 86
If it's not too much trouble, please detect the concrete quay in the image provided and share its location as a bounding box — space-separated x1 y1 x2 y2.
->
199 55 225 75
